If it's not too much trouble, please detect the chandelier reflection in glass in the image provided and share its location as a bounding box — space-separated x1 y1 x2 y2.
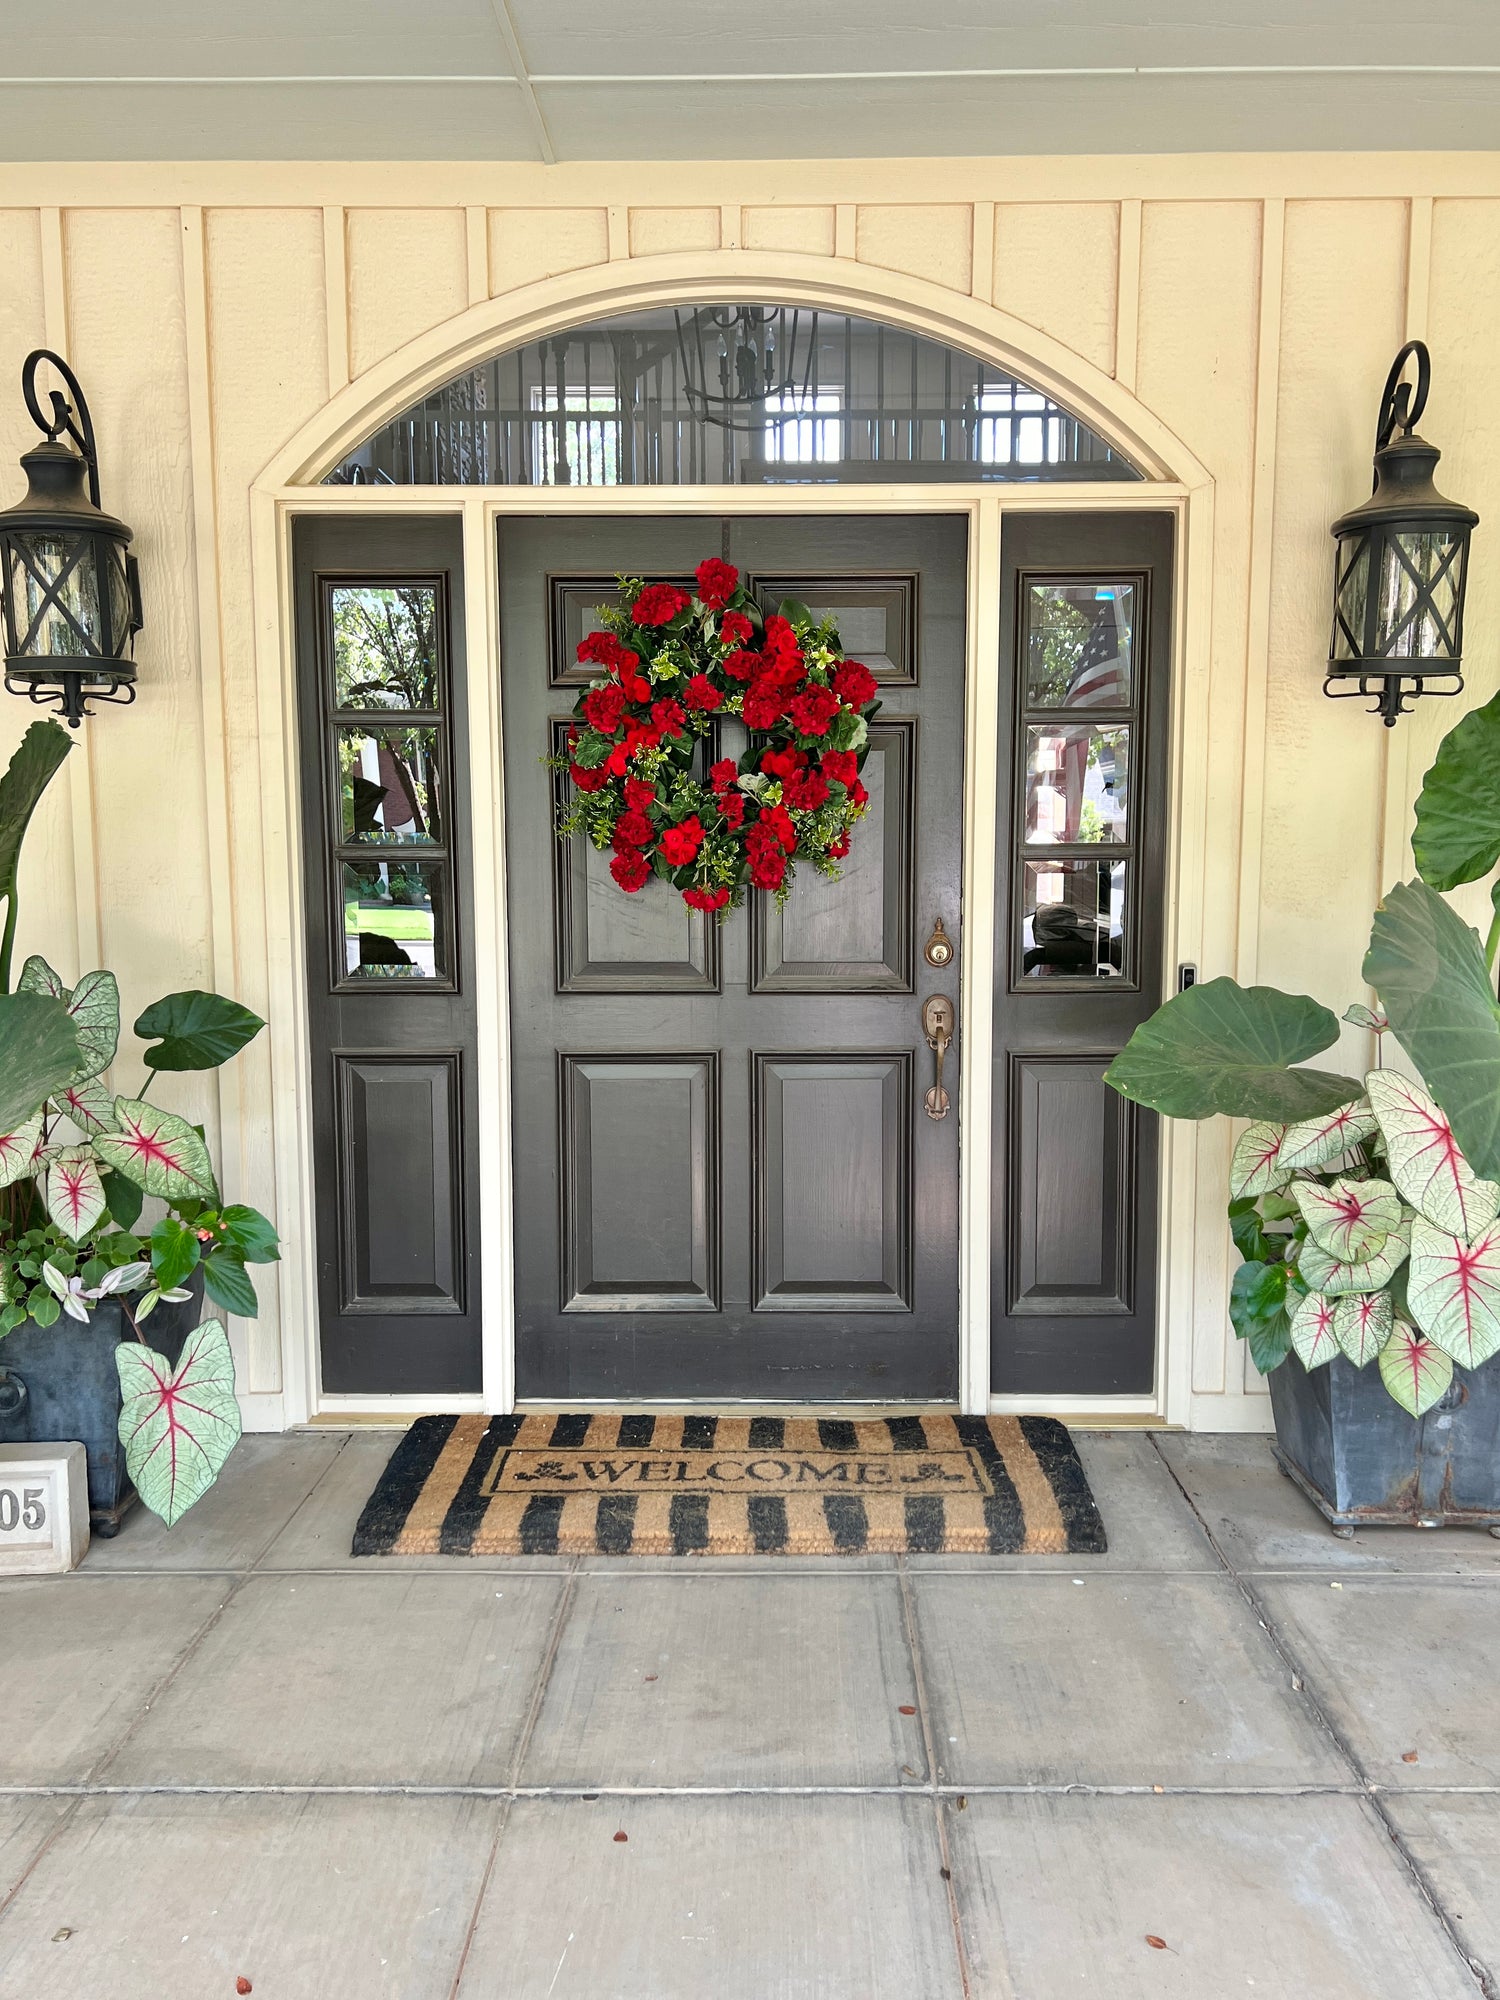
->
672 305 817 433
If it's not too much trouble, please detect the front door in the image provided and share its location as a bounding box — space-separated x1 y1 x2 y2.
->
499 514 967 1402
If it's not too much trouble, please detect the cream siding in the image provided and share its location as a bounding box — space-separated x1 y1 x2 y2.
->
3 156 1499 1432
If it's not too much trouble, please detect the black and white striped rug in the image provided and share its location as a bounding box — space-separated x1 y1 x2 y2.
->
352 1412 1107 1556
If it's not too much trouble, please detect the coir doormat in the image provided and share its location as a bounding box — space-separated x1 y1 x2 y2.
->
352 1413 1107 1557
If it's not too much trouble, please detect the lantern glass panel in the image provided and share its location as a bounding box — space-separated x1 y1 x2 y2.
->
1378 529 1463 661
7 531 102 657
1331 534 1369 661
103 541 133 655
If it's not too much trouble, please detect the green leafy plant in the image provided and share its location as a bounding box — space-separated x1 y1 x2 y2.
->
1107 689 1500 1415
0 720 278 1522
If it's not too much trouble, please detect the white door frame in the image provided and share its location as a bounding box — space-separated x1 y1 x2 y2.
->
258 476 1206 1426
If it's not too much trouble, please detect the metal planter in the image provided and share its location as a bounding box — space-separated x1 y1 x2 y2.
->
0 1276 205 1533
1268 1349 1500 1534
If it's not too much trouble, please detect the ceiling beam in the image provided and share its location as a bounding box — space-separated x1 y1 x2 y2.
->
488 0 556 165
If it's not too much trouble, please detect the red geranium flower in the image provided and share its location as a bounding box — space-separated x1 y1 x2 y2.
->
762 614 801 665
760 746 805 780
849 779 869 810
758 804 797 854
821 749 858 787
632 582 690 627
720 610 754 645
709 758 738 792
684 884 732 912
833 660 878 709
826 833 851 859
624 777 657 809
742 683 785 730
577 630 626 670
606 744 629 776
627 675 652 702
682 674 722 712
610 849 651 892
569 762 608 793
650 698 686 738
722 648 761 683
612 809 653 848
749 849 786 892
695 558 739 609
718 792 745 828
787 686 841 737
659 816 705 866
782 768 830 812
582 683 628 736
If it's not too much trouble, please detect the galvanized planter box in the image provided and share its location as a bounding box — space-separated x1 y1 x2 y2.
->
1268 1350 1500 1535
0 1277 204 1535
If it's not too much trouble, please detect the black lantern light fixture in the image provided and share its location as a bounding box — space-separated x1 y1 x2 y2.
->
672 304 818 433
0 350 141 727
1326 340 1478 727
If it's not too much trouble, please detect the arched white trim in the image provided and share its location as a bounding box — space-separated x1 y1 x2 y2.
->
254 250 1212 493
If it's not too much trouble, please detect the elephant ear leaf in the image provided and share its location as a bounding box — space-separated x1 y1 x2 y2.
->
0 991 82 1135
1364 881 1500 1186
116 1320 241 1526
0 721 71 912
1411 689 1500 890
1104 977 1363 1121
133 990 265 1072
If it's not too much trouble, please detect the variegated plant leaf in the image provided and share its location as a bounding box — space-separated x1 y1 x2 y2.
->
1378 1320 1454 1417
49 1073 115 1134
1405 1214 1500 1368
116 1319 241 1526
1290 1289 1341 1369
1334 1289 1393 1365
0 1112 44 1189
1230 1122 1290 1198
18 958 120 1081
1297 1223 1410 1296
1292 1176 1403 1263
43 1145 108 1243
1276 1097 1379 1173
1366 1069 1500 1239
93 1099 216 1200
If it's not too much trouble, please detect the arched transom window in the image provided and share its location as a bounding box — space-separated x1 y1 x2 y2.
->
326 304 1141 487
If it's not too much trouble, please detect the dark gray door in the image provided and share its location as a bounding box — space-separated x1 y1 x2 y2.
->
991 511 1174 1394
294 516 482 1394
500 514 967 1402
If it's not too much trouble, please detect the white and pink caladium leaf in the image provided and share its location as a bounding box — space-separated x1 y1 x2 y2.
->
1276 1097 1379 1173
49 1074 115 1134
1292 1176 1403 1263
0 1111 44 1189
1297 1223 1409 1297
43 1145 107 1243
1405 1214 1500 1368
1230 1121 1290 1198
93 1098 215 1201
17 957 120 1081
116 1318 241 1526
1378 1320 1454 1417
1366 1069 1500 1239
1333 1289 1394 1367
1290 1289 1341 1369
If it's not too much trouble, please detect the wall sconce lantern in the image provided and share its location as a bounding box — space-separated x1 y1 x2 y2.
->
1326 340 1478 727
0 350 141 727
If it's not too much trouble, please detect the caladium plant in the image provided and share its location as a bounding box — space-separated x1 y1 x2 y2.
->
0 719 280 1524
1107 686 1500 1419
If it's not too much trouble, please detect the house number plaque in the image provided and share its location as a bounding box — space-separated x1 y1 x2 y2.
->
0 1443 89 1574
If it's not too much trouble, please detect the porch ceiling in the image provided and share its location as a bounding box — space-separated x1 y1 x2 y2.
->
10 0 1500 163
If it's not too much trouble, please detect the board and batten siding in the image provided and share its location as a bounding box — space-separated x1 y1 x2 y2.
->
2 156 1498 1431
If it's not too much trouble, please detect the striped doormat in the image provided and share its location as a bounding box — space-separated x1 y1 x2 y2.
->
352 1412 1107 1557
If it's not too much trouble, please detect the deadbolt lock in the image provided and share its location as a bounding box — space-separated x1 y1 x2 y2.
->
923 916 954 968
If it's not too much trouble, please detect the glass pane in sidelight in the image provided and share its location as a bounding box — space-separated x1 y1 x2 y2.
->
337 725 442 844
1025 581 1134 708
330 584 439 710
9 532 101 656
1024 725 1129 844
340 859 448 982
1020 858 1126 980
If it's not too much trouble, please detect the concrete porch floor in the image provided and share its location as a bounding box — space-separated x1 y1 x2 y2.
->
2 1430 1498 1999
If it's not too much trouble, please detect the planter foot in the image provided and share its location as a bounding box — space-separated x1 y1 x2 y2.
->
89 1486 140 1540
1491 1525 1500 1540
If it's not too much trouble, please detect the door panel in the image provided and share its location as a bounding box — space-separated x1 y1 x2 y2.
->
991 512 1173 1395
500 513 966 1402
294 516 481 1394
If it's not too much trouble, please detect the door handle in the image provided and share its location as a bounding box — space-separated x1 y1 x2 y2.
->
921 994 955 1121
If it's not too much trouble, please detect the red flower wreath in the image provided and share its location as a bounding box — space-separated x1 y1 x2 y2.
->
556 557 881 911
